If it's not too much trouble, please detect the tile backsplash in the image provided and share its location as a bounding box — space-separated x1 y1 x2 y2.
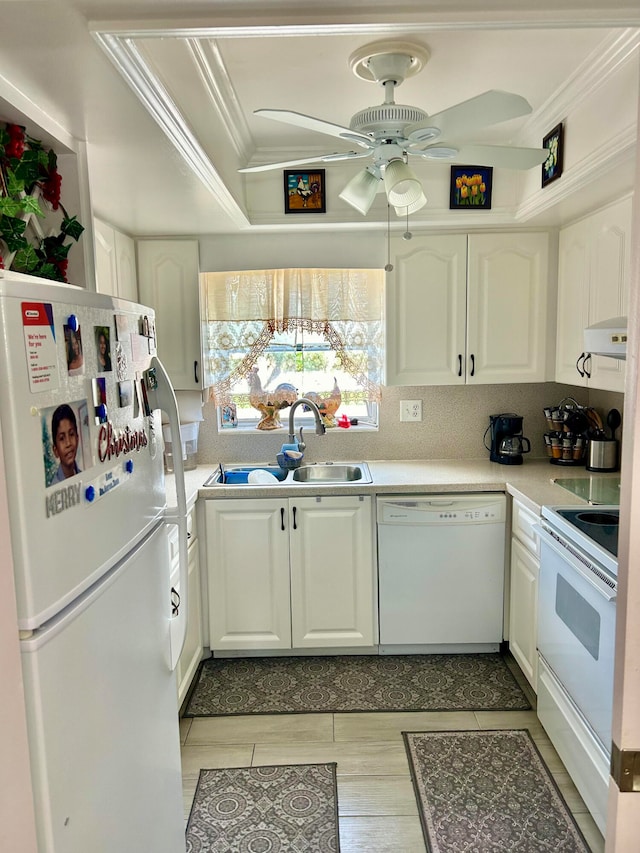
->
195 383 624 466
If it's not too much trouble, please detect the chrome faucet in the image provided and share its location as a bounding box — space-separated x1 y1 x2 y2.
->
287 397 326 451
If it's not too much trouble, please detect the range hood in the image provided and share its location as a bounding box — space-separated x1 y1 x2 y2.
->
584 316 627 360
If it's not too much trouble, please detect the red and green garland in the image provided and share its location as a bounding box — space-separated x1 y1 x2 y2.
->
0 123 84 281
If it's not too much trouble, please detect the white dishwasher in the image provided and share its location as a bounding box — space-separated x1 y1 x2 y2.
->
377 494 507 652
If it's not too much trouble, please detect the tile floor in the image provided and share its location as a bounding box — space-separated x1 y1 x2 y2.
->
179 661 605 853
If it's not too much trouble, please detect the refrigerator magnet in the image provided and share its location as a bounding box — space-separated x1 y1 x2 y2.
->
64 324 84 376
118 381 133 408
41 399 90 487
95 326 112 372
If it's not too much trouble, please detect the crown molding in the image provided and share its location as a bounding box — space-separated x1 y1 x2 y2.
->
519 28 640 139
516 123 636 221
93 32 250 228
184 38 253 164
90 11 640 41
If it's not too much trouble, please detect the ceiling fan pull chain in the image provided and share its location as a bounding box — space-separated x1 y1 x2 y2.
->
385 204 393 272
403 207 412 241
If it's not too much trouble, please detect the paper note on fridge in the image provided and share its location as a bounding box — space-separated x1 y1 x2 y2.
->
22 301 60 392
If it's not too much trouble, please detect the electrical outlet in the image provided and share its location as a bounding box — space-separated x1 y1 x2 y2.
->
400 400 422 422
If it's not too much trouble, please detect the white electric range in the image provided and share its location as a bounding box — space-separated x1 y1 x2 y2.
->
536 504 619 836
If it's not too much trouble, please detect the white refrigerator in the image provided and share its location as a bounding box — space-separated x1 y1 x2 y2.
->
0 270 189 852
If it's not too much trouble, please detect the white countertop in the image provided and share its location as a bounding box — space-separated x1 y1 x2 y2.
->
165 458 621 515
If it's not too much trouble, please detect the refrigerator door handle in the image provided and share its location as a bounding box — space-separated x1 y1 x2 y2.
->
146 356 189 671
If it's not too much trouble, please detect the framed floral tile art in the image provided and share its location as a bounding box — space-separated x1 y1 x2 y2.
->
449 166 493 210
542 122 564 187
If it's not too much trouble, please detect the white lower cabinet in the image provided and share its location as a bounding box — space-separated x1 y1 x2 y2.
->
206 496 375 652
175 507 204 706
508 499 540 690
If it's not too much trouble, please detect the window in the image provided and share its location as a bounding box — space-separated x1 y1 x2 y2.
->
201 268 384 431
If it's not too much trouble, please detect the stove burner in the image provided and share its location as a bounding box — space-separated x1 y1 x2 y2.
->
575 511 619 527
554 506 620 560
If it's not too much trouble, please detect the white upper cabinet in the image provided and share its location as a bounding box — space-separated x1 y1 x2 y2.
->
386 231 550 385
386 234 467 386
114 231 138 302
137 239 209 390
555 197 631 392
93 218 138 301
94 218 117 297
466 232 550 384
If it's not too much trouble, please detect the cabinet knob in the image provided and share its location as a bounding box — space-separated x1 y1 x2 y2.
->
458 354 462 377
470 353 475 377
194 360 199 384
576 353 585 377
280 507 285 531
292 506 298 530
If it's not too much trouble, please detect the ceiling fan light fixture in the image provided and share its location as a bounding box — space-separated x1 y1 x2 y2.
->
394 190 427 216
384 159 423 207
339 166 381 215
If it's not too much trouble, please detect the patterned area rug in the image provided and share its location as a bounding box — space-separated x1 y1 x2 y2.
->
185 763 340 853
404 729 591 852
184 653 530 716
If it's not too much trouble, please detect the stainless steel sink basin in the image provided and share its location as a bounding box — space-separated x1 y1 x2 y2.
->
203 461 372 486
291 462 372 484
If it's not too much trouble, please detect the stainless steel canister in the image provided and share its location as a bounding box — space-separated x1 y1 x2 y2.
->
586 438 619 472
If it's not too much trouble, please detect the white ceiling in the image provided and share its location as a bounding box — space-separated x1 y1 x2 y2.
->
1 1 639 236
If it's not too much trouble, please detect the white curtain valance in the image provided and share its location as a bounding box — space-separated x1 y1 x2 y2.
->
201 268 384 406
203 268 384 324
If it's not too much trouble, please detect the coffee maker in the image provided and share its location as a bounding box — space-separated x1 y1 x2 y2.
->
486 413 531 465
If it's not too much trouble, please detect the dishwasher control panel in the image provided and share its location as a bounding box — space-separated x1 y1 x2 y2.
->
377 494 506 524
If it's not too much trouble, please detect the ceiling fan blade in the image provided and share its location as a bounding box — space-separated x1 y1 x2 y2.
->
254 109 372 148
407 90 533 141
450 144 548 169
239 150 370 174
320 151 373 162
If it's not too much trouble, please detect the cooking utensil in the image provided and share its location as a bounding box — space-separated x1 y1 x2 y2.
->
584 407 606 438
607 408 621 439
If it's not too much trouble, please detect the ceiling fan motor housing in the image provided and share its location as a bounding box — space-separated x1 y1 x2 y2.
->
350 104 429 138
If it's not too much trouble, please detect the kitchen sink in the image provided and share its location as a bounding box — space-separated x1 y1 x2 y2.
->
203 461 372 486
203 464 288 486
291 462 372 484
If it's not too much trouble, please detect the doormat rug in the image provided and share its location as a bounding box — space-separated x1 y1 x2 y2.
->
184 653 530 716
404 729 591 852
185 763 340 853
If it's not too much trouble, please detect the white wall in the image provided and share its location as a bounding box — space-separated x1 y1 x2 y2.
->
199 230 387 271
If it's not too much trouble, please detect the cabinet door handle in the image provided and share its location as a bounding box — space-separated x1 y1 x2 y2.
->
584 352 592 378
194 360 199 384
170 586 180 617
458 354 462 377
292 506 297 530
576 353 585 377
470 353 475 377
280 507 285 531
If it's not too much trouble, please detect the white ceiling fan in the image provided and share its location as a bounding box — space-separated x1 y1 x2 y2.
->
239 40 548 215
